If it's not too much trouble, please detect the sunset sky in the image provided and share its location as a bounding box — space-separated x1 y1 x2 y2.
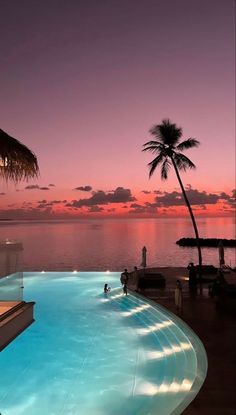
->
0 0 235 219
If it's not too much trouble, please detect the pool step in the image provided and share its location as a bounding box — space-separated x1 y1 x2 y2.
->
0 301 35 351
111 291 197 393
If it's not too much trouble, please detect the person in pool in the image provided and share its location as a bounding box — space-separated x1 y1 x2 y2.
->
104 283 111 293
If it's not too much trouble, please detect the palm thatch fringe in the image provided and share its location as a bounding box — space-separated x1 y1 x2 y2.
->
0 129 39 182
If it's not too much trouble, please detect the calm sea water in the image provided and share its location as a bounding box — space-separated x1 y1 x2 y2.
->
0 217 235 271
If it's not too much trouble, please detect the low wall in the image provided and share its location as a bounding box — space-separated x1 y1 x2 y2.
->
0 301 35 351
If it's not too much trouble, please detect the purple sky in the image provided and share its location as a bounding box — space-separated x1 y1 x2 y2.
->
0 0 235 218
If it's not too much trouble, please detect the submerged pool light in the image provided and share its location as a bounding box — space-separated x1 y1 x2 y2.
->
146 342 192 360
136 320 174 335
121 304 151 317
135 379 193 396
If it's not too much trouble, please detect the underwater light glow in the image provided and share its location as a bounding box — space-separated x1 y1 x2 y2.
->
146 342 192 360
121 304 151 317
136 320 174 335
136 379 193 396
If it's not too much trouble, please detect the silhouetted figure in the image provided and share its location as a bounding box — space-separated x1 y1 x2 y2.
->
209 270 227 298
187 262 197 286
123 282 128 295
120 268 129 285
175 280 182 312
104 283 110 293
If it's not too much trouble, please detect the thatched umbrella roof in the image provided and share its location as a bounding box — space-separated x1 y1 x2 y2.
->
0 129 39 182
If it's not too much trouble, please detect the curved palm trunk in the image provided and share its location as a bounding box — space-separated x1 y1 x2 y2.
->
171 157 202 277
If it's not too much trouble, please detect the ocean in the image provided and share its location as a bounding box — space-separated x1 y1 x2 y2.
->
0 217 235 271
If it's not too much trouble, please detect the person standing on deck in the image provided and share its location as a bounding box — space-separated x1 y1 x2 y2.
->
187 262 197 287
123 281 128 295
120 268 129 285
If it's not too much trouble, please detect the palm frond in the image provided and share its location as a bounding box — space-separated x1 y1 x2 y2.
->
0 129 39 183
150 119 183 146
176 138 200 151
143 140 163 148
173 152 196 171
161 158 172 180
142 146 160 154
148 153 164 177
142 141 164 154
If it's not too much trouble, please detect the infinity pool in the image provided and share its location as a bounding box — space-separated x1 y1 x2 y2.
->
0 272 207 415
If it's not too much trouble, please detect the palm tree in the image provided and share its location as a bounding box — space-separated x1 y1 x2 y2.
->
0 128 39 182
142 119 202 272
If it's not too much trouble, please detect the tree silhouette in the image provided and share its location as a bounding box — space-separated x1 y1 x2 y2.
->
143 119 202 271
0 129 39 182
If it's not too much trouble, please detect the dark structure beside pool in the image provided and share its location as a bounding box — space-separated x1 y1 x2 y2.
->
0 301 35 351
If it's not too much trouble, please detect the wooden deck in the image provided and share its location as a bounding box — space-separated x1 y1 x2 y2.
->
0 301 21 316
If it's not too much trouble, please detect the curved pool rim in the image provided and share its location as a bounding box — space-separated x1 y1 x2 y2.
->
131 290 208 414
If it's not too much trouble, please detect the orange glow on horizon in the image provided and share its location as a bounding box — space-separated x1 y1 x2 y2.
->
0 186 234 220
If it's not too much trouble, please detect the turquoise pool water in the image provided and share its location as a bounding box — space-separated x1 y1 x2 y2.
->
0 272 207 415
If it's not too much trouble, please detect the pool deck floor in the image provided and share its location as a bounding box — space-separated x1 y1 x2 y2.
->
141 267 236 415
